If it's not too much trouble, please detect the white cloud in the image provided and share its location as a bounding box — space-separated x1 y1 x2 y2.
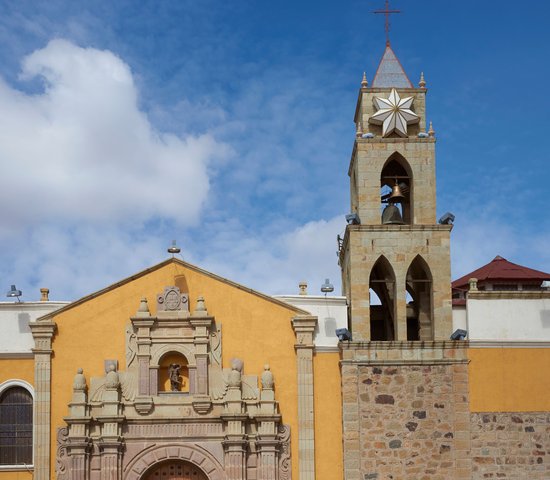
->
196 215 346 296
0 39 234 300
0 39 229 235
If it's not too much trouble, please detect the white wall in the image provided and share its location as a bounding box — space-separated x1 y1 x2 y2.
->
452 306 467 334
274 295 348 349
463 296 550 341
0 302 68 353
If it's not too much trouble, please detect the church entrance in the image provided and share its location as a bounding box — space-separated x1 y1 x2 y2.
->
141 460 209 480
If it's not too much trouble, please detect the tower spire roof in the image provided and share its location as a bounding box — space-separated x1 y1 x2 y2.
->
372 44 413 88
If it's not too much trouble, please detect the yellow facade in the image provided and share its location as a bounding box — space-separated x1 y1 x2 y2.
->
468 347 550 412
0 358 34 387
313 352 343 480
43 259 342 480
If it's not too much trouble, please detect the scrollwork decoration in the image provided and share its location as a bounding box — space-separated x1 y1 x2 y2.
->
55 426 69 480
278 424 291 480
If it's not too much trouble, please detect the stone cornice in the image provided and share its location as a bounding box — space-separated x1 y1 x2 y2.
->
339 224 453 263
468 340 550 348
340 340 469 364
0 352 34 359
291 316 317 331
468 291 550 300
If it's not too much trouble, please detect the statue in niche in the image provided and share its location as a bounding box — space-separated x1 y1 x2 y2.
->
168 363 184 392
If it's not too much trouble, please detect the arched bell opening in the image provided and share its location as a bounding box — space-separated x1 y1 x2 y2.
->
141 459 209 480
369 256 396 341
158 352 189 393
406 255 434 341
380 154 413 225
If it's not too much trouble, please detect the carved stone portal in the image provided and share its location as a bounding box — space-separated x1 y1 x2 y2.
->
56 285 291 480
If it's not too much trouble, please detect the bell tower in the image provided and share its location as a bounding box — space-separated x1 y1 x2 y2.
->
339 43 453 341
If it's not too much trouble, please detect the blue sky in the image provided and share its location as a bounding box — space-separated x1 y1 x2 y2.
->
0 0 549 301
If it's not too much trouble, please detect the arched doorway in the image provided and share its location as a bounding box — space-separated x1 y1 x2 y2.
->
142 460 208 480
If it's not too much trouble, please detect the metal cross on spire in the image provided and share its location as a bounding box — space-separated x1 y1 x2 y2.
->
373 0 401 46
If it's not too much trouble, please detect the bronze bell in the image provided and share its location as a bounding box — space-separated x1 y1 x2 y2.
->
381 204 405 225
388 182 405 204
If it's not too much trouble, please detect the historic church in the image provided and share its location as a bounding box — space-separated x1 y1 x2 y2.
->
1 24 549 480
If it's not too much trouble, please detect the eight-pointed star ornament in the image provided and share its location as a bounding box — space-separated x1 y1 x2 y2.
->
369 88 419 137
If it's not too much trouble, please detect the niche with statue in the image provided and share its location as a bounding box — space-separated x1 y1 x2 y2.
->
158 352 189 393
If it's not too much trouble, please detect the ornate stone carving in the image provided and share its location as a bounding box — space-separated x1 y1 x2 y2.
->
157 286 189 313
125 324 137 368
73 368 87 391
261 365 274 390
55 426 69 480
105 364 120 389
193 296 207 316
90 371 136 402
210 323 222 367
56 286 292 480
278 424 292 480
228 358 243 388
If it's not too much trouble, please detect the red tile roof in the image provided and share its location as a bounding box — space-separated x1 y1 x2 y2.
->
452 255 550 290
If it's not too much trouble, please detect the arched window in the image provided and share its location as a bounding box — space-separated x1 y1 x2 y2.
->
0 381 33 466
406 256 433 340
380 153 413 225
369 256 396 341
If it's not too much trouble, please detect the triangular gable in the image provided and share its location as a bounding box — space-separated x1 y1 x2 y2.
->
37 258 309 321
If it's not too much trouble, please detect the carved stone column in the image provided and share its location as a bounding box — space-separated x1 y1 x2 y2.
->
65 369 91 480
256 362 281 480
97 366 124 480
131 298 154 414
291 315 317 480
190 296 213 413
256 437 279 480
29 320 57 480
223 436 247 480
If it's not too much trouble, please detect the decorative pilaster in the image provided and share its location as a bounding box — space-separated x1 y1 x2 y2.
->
65 369 91 480
256 365 281 480
190 296 213 413
291 315 317 480
131 298 154 414
29 320 57 480
97 365 124 480
223 437 247 480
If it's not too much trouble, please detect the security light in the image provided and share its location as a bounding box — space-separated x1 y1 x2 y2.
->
438 212 455 225
450 329 467 340
336 328 352 341
345 213 361 225
6 285 22 302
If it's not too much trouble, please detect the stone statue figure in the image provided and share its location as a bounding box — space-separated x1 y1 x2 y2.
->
169 363 182 391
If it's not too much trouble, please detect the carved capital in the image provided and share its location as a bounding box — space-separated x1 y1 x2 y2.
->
29 320 57 352
291 315 317 348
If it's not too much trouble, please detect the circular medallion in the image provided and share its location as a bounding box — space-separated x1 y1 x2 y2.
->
164 290 180 310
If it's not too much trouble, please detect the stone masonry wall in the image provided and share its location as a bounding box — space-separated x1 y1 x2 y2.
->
358 364 470 479
470 412 550 479
341 342 471 480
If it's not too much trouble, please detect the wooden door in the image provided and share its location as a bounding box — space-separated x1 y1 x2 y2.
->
142 460 209 480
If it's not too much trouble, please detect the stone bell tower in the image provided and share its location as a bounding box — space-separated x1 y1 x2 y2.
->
339 42 452 342
338 42 471 480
